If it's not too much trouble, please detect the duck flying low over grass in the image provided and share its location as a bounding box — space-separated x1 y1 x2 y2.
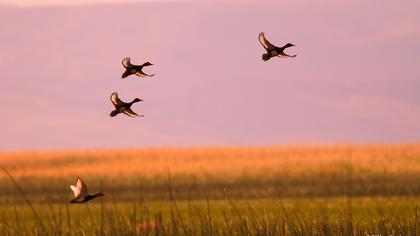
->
121 57 155 78
109 92 144 117
69 177 104 204
259 32 296 61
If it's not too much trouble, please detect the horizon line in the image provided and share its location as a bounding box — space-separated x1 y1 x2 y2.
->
2 142 420 154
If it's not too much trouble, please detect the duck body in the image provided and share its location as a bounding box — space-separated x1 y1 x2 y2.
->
70 193 105 204
109 92 143 117
121 57 155 78
262 43 295 61
69 177 104 204
259 32 296 61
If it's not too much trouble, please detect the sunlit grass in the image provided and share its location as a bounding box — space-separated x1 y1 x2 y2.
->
2 144 420 178
0 144 419 235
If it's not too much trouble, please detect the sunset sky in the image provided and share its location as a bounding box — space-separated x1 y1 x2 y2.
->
1 0 419 150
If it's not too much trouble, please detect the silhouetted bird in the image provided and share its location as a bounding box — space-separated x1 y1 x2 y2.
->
69 177 104 204
121 57 155 78
109 92 143 117
258 32 296 61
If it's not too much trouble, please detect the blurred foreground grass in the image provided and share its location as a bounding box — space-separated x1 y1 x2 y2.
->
1 197 419 235
0 144 419 235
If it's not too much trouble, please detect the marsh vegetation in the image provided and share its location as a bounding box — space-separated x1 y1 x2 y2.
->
0 144 419 235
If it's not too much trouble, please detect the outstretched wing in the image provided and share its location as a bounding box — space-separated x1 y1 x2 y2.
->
123 109 141 117
279 52 297 58
135 71 155 77
70 185 80 198
122 57 132 69
110 92 123 106
76 177 88 197
259 32 276 50
121 70 132 79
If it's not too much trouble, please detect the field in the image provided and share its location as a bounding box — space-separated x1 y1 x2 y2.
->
0 144 420 235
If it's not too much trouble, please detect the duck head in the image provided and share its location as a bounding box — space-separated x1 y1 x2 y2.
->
95 192 105 197
284 43 295 48
133 98 143 103
143 62 153 66
262 53 270 61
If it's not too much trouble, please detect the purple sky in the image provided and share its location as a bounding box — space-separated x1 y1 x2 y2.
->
1 1 420 151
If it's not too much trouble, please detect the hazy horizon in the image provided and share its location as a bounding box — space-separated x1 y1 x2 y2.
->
1 1 420 151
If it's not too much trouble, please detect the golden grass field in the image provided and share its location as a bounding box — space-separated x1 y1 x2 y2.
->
3 144 420 178
0 144 420 235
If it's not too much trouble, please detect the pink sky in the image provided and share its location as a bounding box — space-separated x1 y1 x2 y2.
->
0 0 191 7
1 1 420 150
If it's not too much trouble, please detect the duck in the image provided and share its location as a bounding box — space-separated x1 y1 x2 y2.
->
69 177 104 204
109 92 144 117
121 57 155 78
258 32 296 61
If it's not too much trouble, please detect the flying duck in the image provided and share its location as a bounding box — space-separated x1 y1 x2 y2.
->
109 92 144 117
69 177 104 204
258 32 296 61
121 57 155 78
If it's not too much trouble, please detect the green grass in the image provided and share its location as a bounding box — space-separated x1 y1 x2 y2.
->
0 197 419 235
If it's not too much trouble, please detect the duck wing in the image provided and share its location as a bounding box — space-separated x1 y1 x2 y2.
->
259 32 276 50
122 57 133 69
123 109 142 117
70 185 80 198
135 71 155 77
121 70 132 79
279 52 297 58
110 92 124 107
76 177 88 197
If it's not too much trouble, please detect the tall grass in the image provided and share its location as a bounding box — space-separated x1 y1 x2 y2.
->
2 196 419 235
0 144 419 235
0 165 46 233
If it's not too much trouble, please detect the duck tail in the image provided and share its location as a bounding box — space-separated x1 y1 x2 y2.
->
262 53 270 61
110 110 118 117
